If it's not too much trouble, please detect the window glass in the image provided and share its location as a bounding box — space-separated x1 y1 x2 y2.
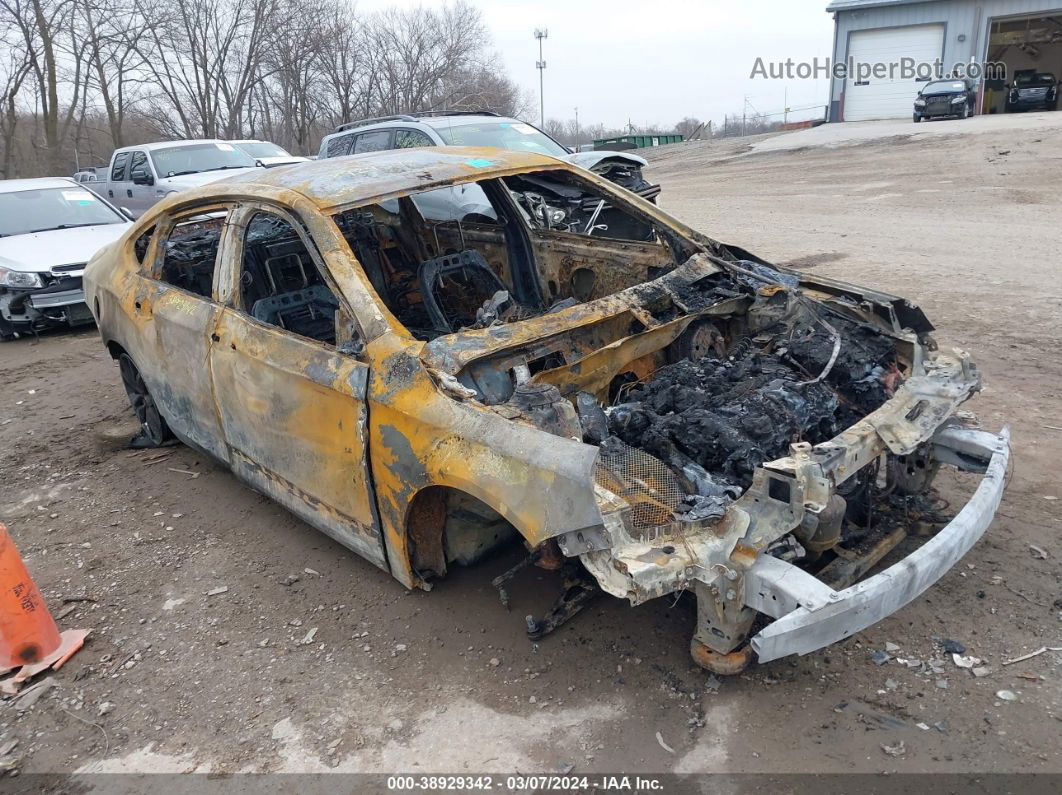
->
158 210 229 298
129 152 150 180
150 143 255 178
111 152 130 181
239 211 340 345
435 121 568 156
237 141 289 158
410 184 497 223
395 129 434 149
353 130 391 154
0 187 126 237
325 133 355 158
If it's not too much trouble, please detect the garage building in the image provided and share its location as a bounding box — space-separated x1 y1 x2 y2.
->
827 0 1062 120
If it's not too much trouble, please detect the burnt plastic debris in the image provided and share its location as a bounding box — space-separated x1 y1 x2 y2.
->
606 315 897 490
576 392 609 445
509 382 582 439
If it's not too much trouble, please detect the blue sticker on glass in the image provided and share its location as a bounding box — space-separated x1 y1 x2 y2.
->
499 123 511 128
466 158 494 168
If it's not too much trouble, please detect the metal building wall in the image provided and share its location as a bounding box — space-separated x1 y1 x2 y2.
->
828 0 1062 120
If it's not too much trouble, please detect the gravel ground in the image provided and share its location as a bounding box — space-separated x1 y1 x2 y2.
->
1 114 1060 780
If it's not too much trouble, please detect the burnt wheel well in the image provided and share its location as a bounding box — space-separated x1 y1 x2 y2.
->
106 340 127 360
405 486 518 582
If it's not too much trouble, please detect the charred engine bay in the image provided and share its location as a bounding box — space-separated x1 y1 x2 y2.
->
607 314 899 494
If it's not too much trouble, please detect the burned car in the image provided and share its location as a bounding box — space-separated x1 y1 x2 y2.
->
1 178 131 339
84 149 1009 673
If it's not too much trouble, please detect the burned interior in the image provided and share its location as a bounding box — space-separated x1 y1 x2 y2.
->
331 168 680 342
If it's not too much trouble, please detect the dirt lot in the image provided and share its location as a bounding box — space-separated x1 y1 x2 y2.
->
1 114 1060 780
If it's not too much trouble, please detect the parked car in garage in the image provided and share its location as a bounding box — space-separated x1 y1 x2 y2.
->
913 78 977 122
1006 70 1059 112
100 140 260 219
1 178 131 339
229 139 309 167
84 147 1008 674
318 111 660 203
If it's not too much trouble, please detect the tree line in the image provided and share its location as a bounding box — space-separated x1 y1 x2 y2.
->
0 0 529 177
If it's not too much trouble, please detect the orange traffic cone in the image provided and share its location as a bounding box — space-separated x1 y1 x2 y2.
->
0 523 88 685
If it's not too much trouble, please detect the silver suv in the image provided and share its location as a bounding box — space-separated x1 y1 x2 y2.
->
317 111 660 202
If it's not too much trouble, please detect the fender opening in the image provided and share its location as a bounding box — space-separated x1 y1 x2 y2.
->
406 487 520 582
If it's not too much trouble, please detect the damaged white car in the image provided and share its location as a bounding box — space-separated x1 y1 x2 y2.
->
1 178 131 340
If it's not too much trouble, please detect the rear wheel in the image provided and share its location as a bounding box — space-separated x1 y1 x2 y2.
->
118 353 171 447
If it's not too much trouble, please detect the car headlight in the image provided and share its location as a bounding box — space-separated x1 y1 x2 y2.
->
951 95 966 104
914 99 926 107
0 266 43 289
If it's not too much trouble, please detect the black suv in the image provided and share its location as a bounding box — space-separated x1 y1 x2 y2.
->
913 79 977 122
1006 70 1059 113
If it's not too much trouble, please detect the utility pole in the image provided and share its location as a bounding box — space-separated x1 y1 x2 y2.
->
742 95 747 137
534 29 548 127
574 106 579 148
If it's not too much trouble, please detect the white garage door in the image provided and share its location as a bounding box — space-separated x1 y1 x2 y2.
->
844 24 945 121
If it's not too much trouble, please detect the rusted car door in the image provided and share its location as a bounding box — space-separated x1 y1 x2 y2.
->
131 206 233 461
206 204 386 569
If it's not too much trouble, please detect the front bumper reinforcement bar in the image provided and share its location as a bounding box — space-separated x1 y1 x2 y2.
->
745 426 1010 663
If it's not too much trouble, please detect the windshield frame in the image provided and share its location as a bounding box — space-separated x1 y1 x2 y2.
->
0 185 127 238
433 121 570 158
149 142 257 178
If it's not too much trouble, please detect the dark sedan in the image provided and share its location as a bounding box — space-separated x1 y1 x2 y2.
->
914 79 977 122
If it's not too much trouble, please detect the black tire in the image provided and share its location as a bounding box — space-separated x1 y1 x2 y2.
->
913 114 922 123
960 104 970 120
118 353 171 446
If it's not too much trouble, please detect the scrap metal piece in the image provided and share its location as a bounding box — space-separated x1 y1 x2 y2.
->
524 565 600 640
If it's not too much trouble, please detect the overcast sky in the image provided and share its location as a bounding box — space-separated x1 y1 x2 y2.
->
363 0 836 129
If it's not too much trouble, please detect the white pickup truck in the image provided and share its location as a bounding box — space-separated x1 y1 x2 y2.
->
100 140 261 218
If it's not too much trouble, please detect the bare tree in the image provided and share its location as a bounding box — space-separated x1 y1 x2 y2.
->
134 0 280 138
0 0 90 172
0 30 32 176
316 1 374 128
252 0 327 153
78 0 151 148
369 2 485 114
674 116 702 139
1 0 539 175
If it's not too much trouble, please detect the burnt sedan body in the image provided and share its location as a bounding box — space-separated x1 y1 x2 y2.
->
913 78 977 122
84 149 1009 674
